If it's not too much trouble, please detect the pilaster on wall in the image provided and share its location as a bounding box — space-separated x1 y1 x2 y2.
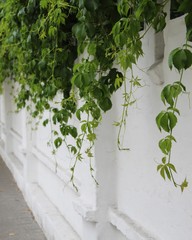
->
3 82 12 155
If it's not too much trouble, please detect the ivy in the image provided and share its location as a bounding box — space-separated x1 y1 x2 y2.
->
156 1 192 190
0 0 191 190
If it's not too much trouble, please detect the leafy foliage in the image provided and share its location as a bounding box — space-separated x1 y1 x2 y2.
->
0 0 191 190
156 0 192 190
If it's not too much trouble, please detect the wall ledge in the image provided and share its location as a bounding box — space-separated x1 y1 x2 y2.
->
24 183 81 240
73 199 98 222
108 207 160 240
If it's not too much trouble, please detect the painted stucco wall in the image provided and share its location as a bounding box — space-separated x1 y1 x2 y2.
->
0 5 192 240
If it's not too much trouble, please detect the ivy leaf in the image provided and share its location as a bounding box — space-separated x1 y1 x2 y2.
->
167 163 177 173
161 84 174 106
117 0 130 16
166 135 176 142
114 78 123 89
164 166 171 180
184 49 192 69
168 48 180 70
84 0 99 11
185 13 192 41
157 164 163 171
156 111 166 131
168 112 177 130
87 133 96 142
72 22 86 42
112 21 121 37
43 119 49 127
48 26 57 37
172 49 192 71
162 157 166 164
172 49 187 71
178 0 192 13
160 112 170 132
98 97 112 112
160 166 166 180
153 12 167 32
70 146 77 154
72 73 83 88
175 81 186 92
40 0 48 9
54 137 62 148
181 178 188 192
88 42 96 56
159 138 172 155
69 126 78 138
76 109 81 121
91 87 103 100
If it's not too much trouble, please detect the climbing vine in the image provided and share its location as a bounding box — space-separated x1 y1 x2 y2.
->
0 0 191 190
156 0 192 191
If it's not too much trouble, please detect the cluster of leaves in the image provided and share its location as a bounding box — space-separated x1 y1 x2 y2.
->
156 0 192 191
0 0 191 190
0 0 167 185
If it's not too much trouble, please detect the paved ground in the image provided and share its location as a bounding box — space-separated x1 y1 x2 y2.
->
0 157 46 240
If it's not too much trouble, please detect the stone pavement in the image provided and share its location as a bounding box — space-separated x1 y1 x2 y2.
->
0 157 46 240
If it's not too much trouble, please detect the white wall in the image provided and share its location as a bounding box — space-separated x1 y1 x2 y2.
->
0 6 192 240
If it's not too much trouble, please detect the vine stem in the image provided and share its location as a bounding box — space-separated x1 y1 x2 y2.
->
167 69 184 187
70 110 90 189
49 109 58 173
117 68 136 150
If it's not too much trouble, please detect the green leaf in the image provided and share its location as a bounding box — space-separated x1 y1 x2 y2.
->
82 73 91 87
40 0 48 9
167 163 177 173
84 0 99 11
117 0 130 16
72 22 86 42
72 73 83 88
98 97 112 112
168 48 180 70
175 81 186 92
168 112 177 130
69 126 78 138
157 164 163 171
156 111 166 131
70 146 77 154
87 133 96 142
161 84 174 106
76 109 81 121
159 138 172 155
178 0 192 13
172 49 192 71
173 49 187 70
162 157 166 164
43 119 49 127
88 42 96 55
81 123 87 133
48 26 57 37
112 21 121 37
91 87 103 99
153 12 167 32
166 135 177 142
164 166 171 180
184 49 192 69
181 178 188 192
160 167 166 180
54 137 62 148
115 75 123 89
160 112 170 132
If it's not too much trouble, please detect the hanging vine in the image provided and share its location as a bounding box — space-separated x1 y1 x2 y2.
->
0 0 191 190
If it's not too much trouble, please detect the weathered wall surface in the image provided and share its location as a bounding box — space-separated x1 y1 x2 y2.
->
0 5 192 240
